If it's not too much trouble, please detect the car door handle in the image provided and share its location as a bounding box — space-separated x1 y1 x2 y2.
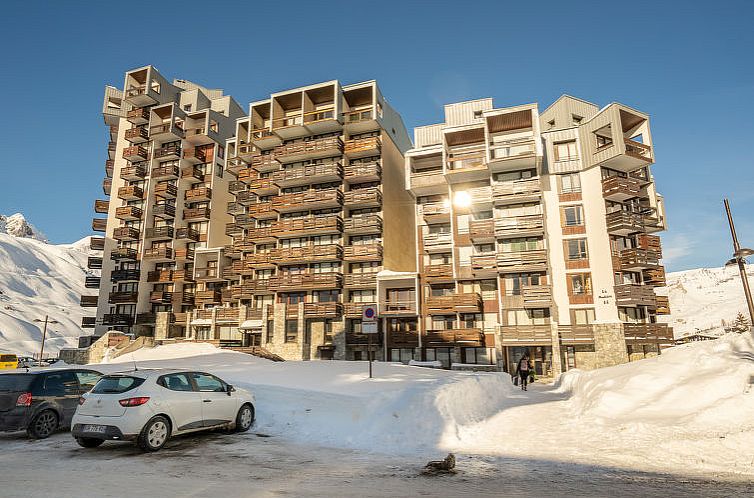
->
203 399 212 403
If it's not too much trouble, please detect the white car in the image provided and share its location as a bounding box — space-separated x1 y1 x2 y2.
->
71 369 255 451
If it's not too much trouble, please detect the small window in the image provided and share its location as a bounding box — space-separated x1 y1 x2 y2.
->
554 141 578 162
473 110 483 119
183 104 192 112
191 373 226 392
569 273 592 295
159 373 193 392
572 114 583 125
566 238 588 260
560 173 581 194
562 205 584 226
285 319 298 342
572 308 595 325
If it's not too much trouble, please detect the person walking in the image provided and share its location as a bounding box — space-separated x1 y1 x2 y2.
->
517 355 531 391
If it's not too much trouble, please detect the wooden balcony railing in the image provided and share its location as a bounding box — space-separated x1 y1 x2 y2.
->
344 136 381 156
153 143 182 160
124 126 149 143
110 269 140 282
115 206 142 220
344 213 382 233
94 199 109 213
496 249 548 272
250 154 279 171
343 108 374 124
216 308 241 322
181 166 204 181
343 272 378 288
271 162 343 185
447 151 485 171
246 226 277 241
147 270 174 283
606 211 644 234
521 285 553 308
499 325 553 345
175 227 199 241
424 264 453 279
489 139 537 161
344 162 381 181
102 314 133 326
150 123 184 139
127 107 150 123
226 156 248 175
273 215 343 236
102 178 112 196
149 291 173 304
623 138 652 161
231 280 271 298
183 207 211 220
117 185 143 200
344 187 382 206
645 266 667 286
492 179 541 204
654 295 671 315
90 237 105 251
143 246 174 260
151 164 180 179
623 323 672 344
185 187 212 202
423 232 453 248
120 165 146 180
154 182 178 198
174 248 195 260
470 254 497 273
380 300 417 315
494 214 544 237
173 269 194 283
108 291 139 304
195 290 222 305
272 189 343 211
153 204 176 218
618 248 660 270
304 302 343 318
558 325 596 344
144 226 174 239
614 284 657 307
183 147 207 163
268 272 342 291
236 167 258 184
123 145 148 161
246 203 275 218
194 267 220 280
638 234 663 258
602 176 644 200
469 219 495 240
425 329 485 346
110 247 137 261
105 159 114 178
274 136 343 160
87 256 103 269
79 295 99 307
343 244 383 261
420 201 451 217
271 244 342 264
425 293 482 313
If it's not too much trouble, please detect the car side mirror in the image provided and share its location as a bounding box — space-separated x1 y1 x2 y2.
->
226 384 235 396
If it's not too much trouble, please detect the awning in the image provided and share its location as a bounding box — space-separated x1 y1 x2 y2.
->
239 320 263 330
190 319 212 326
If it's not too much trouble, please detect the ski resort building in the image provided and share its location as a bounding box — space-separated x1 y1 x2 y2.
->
81 66 671 373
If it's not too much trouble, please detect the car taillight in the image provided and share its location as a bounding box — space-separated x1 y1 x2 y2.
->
119 397 150 407
78 396 87 406
16 392 32 407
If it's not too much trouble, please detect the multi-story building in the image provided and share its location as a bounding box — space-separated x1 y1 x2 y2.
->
405 96 671 374
81 66 244 337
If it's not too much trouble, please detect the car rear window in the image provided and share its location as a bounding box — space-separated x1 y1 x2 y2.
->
91 375 146 394
0 374 34 392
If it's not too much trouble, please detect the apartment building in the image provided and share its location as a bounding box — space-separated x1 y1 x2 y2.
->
405 96 671 374
81 65 244 336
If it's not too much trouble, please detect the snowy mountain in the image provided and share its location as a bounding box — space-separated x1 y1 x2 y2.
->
661 265 754 338
0 213 48 242
0 231 95 356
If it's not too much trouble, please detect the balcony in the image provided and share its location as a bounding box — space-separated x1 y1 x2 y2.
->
273 215 343 237
120 165 146 181
272 162 343 188
469 219 495 242
177 291 195 305
125 84 157 106
150 291 173 305
303 108 341 135
487 138 538 173
151 164 180 179
105 160 114 178
623 323 673 345
237 141 255 160
380 300 417 316
268 272 342 291
558 325 596 345
243 227 274 243
274 136 343 163
181 166 204 182
81 316 96 328
173 269 194 283
124 126 149 144
248 178 277 196
343 272 378 288
419 202 451 223
127 107 150 125
344 136 381 158
272 245 342 264
445 151 487 183
108 291 139 304
87 256 103 269
272 188 343 213
226 156 248 176
182 147 207 164
645 266 667 286
344 187 382 208
154 182 177 199
617 248 660 270
638 234 663 257
147 270 174 283
176 227 200 242
467 186 492 205
250 128 280 149
250 154 279 172
117 185 143 201
583 106 654 172
236 167 258 184
153 204 176 219
114 206 142 221
230 280 271 299
183 207 210 221
107 141 116 159
470 254 497 276
240 252 275 269
110 247 138 261
136 313 156 325
185 187 212 202
521 285 553 308
343 244 383 262
84 276 101 289
614 284 657 307
425 293 482 314
174 248 195 261
111 269 140 282
94 199 109 214
602 176 645 202
499 325 553 346
153 143 182 161
344 213 382 234
424 264 453 281
425 329 485 347
606 211 645 235
80 295 99 307
144 226 174 240
102 314 134 326
123 146 148 162
495 214 544 238
344 161 381 183
143 246 174 262
655 295 671 315
497 249 548 273
150 122 184 142
272 113 306 139
90 237 105 251
184 127 214 146
422 232 452 253
492 179 541 205
194 267 221 281
304 302 343 318
234 191 255 206
195 290 222 306
343 108 377 134
216 308 241 323
409 168 446 195
344 302 376 318
102 178 112 196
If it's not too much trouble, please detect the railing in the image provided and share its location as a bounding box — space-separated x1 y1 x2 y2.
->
153 144 182 159
521 285 553 307
110 247 137 260
343 108 374 124
147 270 174 283
123 146 148 160
102 314 133 326
110 269 140 281
153 204 176 218
230 280 271 298
272 114 303 129
125 85 147 98
425 293 482 313
494 214 544 236
614 284 657 306
79 295 99 307
226 156 248 174
271 162 343 184
343 244 383 261
174 248 195 260
181 166 204 181
127 107 150 122
303 108 336 124
424 264 453 279
173 269 193 282
149 291 173 304
115 206 142 219
492 179 541 203
183 147 207 163
344 187 382 206
84 276 101 288
623 323 672 344
271 244 342 264
117 185 143 199
470 254 497 273
304 302 343 317
144 226 174 239
248 178 275 193
344 302 376 317
469 219 495 240
274 136 343 159
251 128 275 140
272 189 343 211
237 167 259 184
185 187 212 201
125 126 149 142
154 182 178 198
488 139 536 160
423 232 453 248
499 325 553 345
343 272 378 287
655 295 671 314
250 154 278 170
185 127 207 139
420 202 451 217
92 218 108 232
268 272 342 291
216 308 241 322
618 248 660 269
102 178 112 195
150 123 183 138
606 211 644 233
151 164 180 179
175 227 199 241
183 207 211 220
344 136 381 155
273 215 343 236
638 234 663 257
425 329 484 346
247 226 277 241
87 256 103 269
136 313 156 325
447 151 485 171
344 162 381 180
247 203 275 217
108 291 139 304
602 176 644 199
120 165 146 180
195 290 222 304
645 266 667 286
143 246 174 260
558 325 595 344
344 213 382 233
468 186 492 204
90 237 105 251
380 300 417 314
623 138 652 160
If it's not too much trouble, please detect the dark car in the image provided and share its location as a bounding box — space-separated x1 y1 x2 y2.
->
0 369 103 438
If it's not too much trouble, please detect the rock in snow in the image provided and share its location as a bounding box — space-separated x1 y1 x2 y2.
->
0 213 48 242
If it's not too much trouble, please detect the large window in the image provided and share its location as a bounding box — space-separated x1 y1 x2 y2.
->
572 308 596 325
559 173 581 193
503 273 541 295
285 320 298 343
506 309 550 326
554 141 578 161
566 239 588 260
500 237 542 253
569 273 592 295
562 205 584 226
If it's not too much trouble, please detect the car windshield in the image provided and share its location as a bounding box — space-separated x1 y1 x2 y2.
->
0 374 34 392
91 375 145 394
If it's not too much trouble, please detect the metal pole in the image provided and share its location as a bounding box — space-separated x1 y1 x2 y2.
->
724 199 754 327
367 330 373 379
39 315 49 363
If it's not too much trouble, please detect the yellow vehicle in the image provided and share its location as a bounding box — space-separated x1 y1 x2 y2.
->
0 353 18 370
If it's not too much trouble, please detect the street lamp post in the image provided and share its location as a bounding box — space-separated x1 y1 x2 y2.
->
723 199 754 330
33 316 60 363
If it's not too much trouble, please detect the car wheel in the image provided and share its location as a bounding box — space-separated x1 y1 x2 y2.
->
27 410 58 439
75 437 104 448
137 416 171 452
235 403 255 433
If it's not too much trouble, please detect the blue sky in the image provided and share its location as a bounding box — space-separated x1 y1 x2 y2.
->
0 1 752 272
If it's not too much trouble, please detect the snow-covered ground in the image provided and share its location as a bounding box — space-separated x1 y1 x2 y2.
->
0 232 94 355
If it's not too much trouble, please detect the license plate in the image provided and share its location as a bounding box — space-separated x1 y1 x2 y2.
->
83 424 106 434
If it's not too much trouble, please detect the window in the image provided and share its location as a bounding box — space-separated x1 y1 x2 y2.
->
428 223 451 234
554 141 578 161
314 290 339 303
387 318 417 333
75 371 101 391
390 348 415 364
432 315 455 330
285 320 298 342
323 319 333 343
572 308 596 325
281 292 306 305
500 237 542 253
504 273 541 295
36 371 78 396
266 320 274 344
572 114 583 125
350 289 376 303
191 373 226 392
560 173 581 194
425 348 452 368
594 125 613 149
461 313 483 329
159 373 193 392
562 205 584 227
566 239 588 260
506 309 550 326
569 273 592 295
473 110 483 119
91 375 146 394
183 104 192 112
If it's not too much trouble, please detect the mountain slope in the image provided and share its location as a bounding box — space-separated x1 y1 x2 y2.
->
0 233 94 355
0 212 48 242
